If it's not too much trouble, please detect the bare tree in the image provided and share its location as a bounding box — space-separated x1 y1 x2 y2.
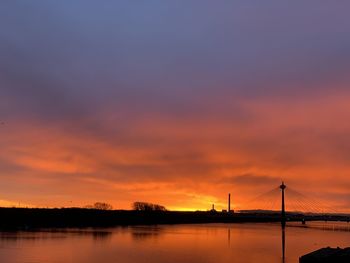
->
85 202 113 210
153 204 167 211
133 202 166 211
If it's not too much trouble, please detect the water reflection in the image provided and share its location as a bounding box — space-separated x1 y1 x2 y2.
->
227 228 231 247
288 221 350 232
282 225 285 263
130 226 163 241
0 229 113 242
0 223 349 263
92 231 112 241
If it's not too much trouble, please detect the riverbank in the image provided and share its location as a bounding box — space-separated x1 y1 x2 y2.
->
0 208 348 230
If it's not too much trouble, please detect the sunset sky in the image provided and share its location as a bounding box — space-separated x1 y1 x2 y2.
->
1 1 350 211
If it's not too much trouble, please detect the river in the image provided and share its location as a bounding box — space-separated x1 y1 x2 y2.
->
0 222 349 263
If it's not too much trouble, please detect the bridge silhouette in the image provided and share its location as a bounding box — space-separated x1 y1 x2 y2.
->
233 181 345 226
232 182 348 263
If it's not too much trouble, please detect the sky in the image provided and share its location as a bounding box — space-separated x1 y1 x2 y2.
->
1 1 350 211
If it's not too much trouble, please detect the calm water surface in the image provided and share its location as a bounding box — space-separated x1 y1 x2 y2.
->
0 222 349 263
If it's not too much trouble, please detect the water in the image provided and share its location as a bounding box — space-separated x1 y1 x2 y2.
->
0 222 349 263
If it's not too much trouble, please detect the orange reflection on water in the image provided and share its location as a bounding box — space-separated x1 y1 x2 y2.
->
1 223 350 263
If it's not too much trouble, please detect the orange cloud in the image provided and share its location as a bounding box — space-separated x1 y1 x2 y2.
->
1 90 350 212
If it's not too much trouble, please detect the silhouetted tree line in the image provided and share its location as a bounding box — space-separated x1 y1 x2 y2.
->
85 202 113 210
133 202 167 211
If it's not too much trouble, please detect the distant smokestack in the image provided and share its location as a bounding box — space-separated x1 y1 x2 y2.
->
228 193 231 212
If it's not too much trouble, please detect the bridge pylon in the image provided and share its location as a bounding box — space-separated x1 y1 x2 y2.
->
280 181 286 227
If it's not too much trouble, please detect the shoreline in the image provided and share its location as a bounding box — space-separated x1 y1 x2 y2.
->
0 208 348 230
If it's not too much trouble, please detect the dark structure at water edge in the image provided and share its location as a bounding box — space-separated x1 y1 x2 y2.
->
300 247 350 263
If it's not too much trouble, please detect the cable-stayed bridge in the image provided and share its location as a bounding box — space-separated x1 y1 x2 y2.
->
234 182 349 224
